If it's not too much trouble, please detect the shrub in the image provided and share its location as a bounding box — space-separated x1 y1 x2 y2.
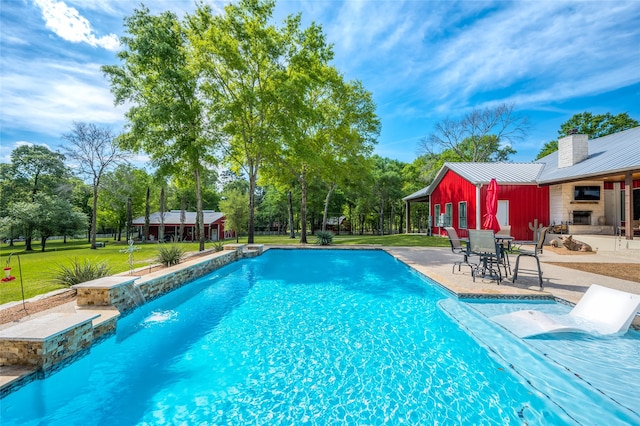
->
315 230 334 246
156 244 185 267
53 258 111 287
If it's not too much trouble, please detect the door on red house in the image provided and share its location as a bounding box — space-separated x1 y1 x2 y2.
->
497 200 509 226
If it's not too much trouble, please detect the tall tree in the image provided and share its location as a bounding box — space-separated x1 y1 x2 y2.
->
219 189 249 243
536 112 639 160
9 145 67 250
99 165 151 241
103 6 219 251
63 122 125 249
34 194 87 251
419 103 526 162
262 66 379 243
10 145 67 200
371 156 405 235
188 0 333 243
559 112 638 139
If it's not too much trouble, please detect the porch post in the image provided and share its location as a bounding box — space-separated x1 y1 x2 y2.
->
625 172 633 240
405 201 411 234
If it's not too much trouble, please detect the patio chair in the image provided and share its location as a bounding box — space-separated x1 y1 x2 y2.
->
444 227 476 274
511 227 548 288
467 229 504 283
492 284 640 338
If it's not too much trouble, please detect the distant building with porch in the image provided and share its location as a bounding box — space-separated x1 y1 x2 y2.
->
404 127 640 240
325 216 350 233
131 210 233 242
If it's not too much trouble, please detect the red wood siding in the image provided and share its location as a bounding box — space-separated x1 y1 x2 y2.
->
430 170 549 240
489 184 549 241
430 170 478 237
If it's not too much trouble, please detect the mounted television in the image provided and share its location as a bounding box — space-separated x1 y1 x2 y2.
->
574 185 600 201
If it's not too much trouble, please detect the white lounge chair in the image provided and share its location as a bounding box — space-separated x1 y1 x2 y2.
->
492 284 640 338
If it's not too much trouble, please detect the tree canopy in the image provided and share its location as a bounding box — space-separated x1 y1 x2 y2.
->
419 103 526 163
535 112 639 160
103 6 218 251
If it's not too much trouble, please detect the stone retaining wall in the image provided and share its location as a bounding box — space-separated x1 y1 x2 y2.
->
133 250 239 312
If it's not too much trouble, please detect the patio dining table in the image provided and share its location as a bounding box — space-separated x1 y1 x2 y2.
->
466 230 512 282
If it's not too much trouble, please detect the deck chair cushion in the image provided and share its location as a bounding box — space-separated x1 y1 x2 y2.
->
492 284 640 338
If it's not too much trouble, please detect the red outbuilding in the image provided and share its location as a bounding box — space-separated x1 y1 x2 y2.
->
131 210 233 242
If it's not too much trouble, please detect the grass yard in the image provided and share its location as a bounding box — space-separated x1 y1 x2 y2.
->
0 233 448 304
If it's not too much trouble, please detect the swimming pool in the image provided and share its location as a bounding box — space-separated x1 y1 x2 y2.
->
1 249 638 424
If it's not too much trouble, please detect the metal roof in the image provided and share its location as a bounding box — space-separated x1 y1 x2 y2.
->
403 162 543 201
132 210 224 226
404 126 640 202
536 126 640 184
444 162 544 185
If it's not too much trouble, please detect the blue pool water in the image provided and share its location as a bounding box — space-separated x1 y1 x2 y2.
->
2 249 639 425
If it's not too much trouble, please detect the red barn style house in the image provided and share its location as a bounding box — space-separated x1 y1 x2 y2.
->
131 210 232 242
404 127 640 241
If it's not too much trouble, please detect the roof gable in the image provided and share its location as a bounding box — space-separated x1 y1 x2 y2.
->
404 162 543 201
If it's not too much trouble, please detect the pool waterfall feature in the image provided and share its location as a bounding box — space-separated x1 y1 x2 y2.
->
0 244 263 396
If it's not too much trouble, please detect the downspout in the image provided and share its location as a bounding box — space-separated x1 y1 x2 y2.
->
476 184 482 230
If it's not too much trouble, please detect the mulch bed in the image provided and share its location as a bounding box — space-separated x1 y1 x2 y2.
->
544 262 640 283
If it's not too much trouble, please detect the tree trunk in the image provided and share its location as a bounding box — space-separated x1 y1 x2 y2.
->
40 236 47 252
247 160 257 244
288 190 295 239
379 198 385 235
144 187 150 242
90 177 99 249
322 183 336 232
194 167 205 251
159 186 165 242
299 170 308 244
126 196 132 241
179 195 186 242
348 204 353 235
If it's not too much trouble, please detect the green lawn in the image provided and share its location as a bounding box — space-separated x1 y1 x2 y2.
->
0 234 447 304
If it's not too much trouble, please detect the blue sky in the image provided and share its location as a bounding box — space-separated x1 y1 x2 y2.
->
1 0 639 167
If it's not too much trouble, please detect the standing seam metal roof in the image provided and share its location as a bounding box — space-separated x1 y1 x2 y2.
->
536 126 640 184
403 126 640 202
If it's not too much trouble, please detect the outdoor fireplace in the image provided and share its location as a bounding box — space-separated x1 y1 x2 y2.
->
572 210 591 225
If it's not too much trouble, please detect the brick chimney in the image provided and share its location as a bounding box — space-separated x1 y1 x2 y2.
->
558 133 588 168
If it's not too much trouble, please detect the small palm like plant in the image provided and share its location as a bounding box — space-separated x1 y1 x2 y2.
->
156 244 185 267
53 258 111 287
315 230 334 246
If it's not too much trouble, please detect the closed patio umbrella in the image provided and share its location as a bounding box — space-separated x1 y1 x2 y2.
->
482 178 501 234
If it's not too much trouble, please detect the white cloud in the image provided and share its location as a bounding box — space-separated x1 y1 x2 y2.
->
1 57 125 138
422 1 640 109
33 0 120 50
